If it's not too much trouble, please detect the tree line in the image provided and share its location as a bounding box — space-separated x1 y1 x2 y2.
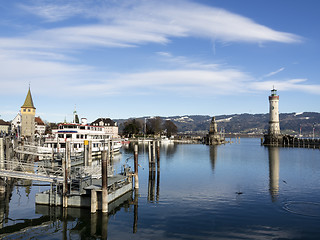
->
121 117 177 137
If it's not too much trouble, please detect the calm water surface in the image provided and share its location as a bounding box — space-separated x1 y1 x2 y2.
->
1 138 320 239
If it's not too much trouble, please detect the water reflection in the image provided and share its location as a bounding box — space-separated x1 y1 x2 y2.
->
133 189 138 234
268 147 280 202
0 191 133 239
0 178 15 229
209 145 217 171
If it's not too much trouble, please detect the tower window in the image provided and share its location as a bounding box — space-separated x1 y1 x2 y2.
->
23 109 26 112
28 109 30 112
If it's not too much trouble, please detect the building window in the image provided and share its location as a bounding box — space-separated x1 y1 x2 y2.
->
66 134 72 138
23 109 26 112
28 109 31 112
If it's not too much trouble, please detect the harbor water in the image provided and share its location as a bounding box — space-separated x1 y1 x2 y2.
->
1 138 320 239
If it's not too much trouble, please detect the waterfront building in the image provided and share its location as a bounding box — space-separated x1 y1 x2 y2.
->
11 113 21 136
20 87 36 138
35 116 46 135
0 119 10 136
91 118 119 138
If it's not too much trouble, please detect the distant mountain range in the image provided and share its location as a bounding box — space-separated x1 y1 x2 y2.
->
115 112 320 137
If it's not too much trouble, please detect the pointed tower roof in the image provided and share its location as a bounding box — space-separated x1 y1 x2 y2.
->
21 87 36 109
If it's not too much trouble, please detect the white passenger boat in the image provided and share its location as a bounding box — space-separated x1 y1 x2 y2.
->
44 123 121 154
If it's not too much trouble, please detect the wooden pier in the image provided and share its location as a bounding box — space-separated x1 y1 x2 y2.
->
0 137 135 214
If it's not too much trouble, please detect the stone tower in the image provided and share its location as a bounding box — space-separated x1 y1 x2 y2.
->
268 88 280 136
205 116 224 145
21 87 36 138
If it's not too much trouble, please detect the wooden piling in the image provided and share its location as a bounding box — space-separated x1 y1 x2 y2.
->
148 141 152 171
62 146 68 208
156 141 160 172
66 142 71 170
134 144 139 189
91 189 97 213
152 141 156 164
0 138 4 169
156 168 160 202
90 210 97 235
111 140 114 159
88 140 92 166
107 140 111 165
84 140 89 166
133 189 138 233
101 150 108 213
101 212 108 239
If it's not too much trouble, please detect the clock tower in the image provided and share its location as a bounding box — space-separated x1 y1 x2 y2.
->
21 87 36 138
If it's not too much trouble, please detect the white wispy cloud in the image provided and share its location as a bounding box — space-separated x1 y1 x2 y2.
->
251 78 320 94
0 0 314 100
263 67 285 78
12 0 301 54
156 52 220 69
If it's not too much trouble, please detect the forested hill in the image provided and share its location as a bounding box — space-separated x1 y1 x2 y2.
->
115 112 320 136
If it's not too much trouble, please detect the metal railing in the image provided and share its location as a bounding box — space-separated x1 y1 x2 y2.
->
0 159 64 182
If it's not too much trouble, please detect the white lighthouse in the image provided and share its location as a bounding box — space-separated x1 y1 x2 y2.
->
268 88 280 135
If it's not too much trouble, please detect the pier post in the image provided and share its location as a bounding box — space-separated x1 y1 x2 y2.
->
62 147 68 208
148 141 152 171
156 141 160 172
107 140 111 165
101 150 108 213
152 141 156 165
156 167 160 202
134 144 139 189
50 183 53 206
91 189 97 213
111 140 114 159
88 140 92 166
133 189 138 233
0 138 4 169
66 141 71 170
90 209 97 236
101 213 108 239
84 140 89 166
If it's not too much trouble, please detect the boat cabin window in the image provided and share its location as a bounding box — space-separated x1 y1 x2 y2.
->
58 134 64 138
80 126 85 130
66 134 72 138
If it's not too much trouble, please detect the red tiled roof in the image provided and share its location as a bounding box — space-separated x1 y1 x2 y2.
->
35 117 45 125
0 119 10 125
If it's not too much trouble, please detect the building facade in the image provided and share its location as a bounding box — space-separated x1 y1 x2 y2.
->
91 118 119 138
35 116 46 135
0 119 10 136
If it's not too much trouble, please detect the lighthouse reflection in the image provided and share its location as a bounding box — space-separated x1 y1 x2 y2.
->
268 147 280 202
209 145 218 171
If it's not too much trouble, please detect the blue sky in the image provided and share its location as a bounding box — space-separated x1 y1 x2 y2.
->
1 0 320 123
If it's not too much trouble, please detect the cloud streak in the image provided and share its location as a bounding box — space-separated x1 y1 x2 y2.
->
11 0 301 54
264 67 285 78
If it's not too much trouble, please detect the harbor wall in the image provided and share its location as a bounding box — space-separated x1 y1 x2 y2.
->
263 134 320 149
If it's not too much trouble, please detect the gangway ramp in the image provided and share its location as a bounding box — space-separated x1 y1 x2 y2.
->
0 159 63 183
